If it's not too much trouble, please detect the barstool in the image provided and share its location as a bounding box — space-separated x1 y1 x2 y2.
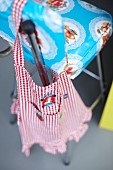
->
0 0 112 165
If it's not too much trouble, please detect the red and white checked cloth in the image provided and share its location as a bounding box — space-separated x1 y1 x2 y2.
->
11 0 92 156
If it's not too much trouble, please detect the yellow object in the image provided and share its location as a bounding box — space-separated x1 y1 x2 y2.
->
99 82 113 131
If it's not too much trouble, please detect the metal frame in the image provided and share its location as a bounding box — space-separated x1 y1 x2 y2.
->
2 45 105 165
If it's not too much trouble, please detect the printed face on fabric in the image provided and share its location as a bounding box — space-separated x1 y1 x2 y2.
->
45 0 75 14
89 17 112 51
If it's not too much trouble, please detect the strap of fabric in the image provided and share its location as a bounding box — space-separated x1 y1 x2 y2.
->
12 0 27 67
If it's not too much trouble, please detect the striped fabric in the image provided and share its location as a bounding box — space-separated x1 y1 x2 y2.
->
11 0 92 156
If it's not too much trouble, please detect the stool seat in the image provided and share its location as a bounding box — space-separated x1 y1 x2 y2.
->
0 0 112 79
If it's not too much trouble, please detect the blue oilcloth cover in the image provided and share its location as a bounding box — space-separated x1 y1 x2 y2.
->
0 0 112 79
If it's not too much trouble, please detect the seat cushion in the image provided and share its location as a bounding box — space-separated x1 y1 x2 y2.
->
0 0 112 79
49 0 113 78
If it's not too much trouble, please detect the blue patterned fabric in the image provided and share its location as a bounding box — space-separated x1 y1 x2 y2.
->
0 0 112 79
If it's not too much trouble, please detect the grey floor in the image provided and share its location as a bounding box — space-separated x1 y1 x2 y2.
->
0 0 113 170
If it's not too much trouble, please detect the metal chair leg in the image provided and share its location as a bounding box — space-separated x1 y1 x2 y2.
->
96 53 106 98
90 52 106 110
10 76 17 124
10 112 17 124
63 142 70 165
83 52 106 110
